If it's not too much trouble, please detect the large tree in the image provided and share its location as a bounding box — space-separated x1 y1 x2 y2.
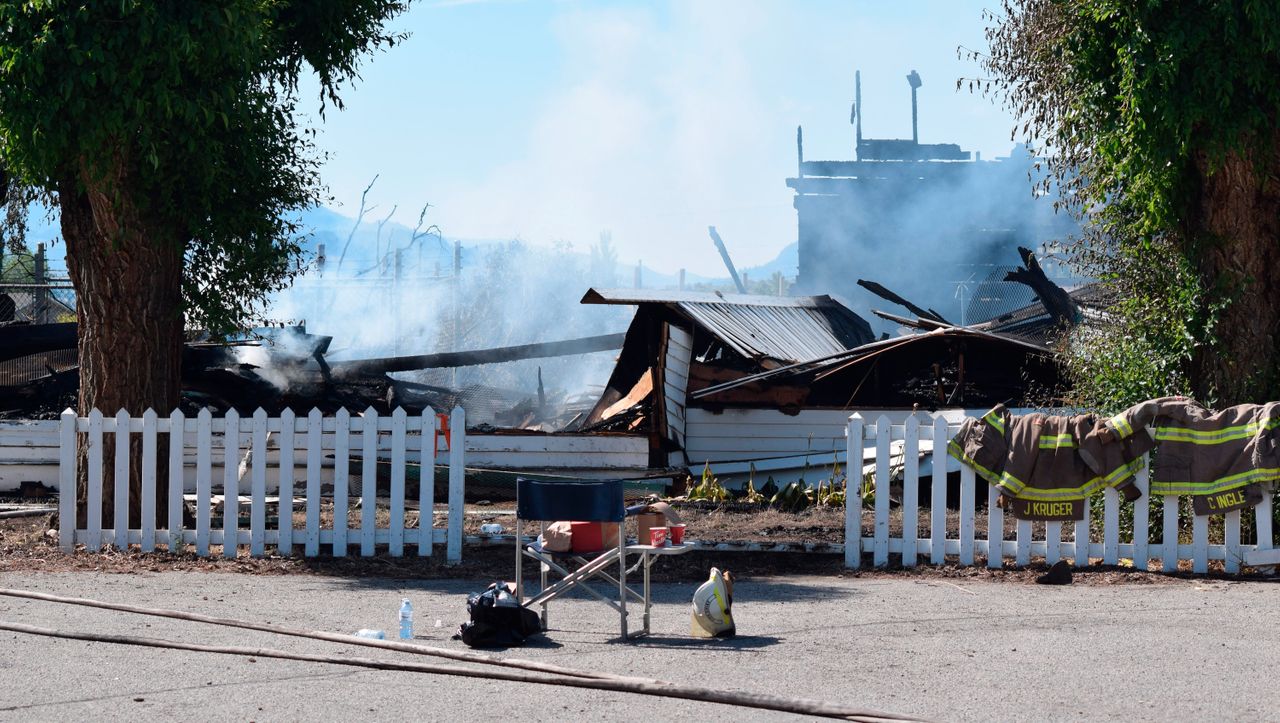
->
979 0 1280 408
0 1 407 524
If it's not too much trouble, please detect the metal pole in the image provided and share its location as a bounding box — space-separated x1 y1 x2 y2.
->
34 243 47 323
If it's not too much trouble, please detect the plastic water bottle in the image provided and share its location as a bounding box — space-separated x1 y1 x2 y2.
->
398 598 413 640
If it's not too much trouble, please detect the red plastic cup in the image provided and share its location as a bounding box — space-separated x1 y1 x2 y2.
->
648 526 668 547
668 524 686 545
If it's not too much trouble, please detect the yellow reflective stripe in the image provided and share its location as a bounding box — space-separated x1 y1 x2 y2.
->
1109 414 1133 438
1155 424 1257 443
1149 467 1280 496
1015 486 1089 501
983 410 1005 435
1038 434 1076 449
1104 458 1145 485
997 471 1026 495
947 440 1002 487
1154 417 1280 444
1006 459 1144 502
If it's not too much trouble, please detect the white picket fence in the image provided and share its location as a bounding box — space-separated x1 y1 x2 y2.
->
846 414 1278 574
55 406 467 561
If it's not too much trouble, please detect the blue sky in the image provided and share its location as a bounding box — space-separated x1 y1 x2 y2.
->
302 1 1020 276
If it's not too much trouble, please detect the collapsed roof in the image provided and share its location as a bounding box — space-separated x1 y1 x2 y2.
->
580 288 874 367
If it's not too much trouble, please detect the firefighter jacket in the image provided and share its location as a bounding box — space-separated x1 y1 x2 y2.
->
948 405 1155 521
1103 397 1280 515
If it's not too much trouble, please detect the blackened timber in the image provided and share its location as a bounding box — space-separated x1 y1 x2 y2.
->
330 333 627 378
707 226 747 294
1004 246 1079 329
856 280 949 324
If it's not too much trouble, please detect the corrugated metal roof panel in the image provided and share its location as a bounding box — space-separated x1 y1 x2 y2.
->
675 300 870 363
582 287 841 308
580 287 874 364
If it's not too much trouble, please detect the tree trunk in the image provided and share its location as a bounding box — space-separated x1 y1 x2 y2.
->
1188 131 1280 406
60 174 184 530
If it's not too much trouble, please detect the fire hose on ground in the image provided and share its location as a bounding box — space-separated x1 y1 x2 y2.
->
0 587 924 722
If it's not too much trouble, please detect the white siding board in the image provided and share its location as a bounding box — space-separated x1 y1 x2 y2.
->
663 324 693 450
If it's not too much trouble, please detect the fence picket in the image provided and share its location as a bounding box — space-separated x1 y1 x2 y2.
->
36 406 472 561
1016 520 1030 567
930 417 947 564
1224 509 1241 574
221 410 240 559
1256 491 1274 576
446 407 466 564
333 409 350 557
959 463 975 566
195 408 212 556
306 408 322 557
141 409 157 553
845 415 863 569
250 409 268 557
1046 521 1061 564
1133 462 1150 571
360 408 378 556
58 410 76 552
987 476 1002 569
31 404 1280 575
873 416 891 568
168 410 185 552
86 409 104 550
1070 496 1090 563
419 408 436 557
112 409 130 549
1103 486 1119 565
902 416 919 568
1192 513 1209 574
1162 495 1179 572
389 408 408 557
278 408 295 554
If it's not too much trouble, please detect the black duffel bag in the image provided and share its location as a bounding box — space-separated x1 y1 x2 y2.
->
454 581 544 648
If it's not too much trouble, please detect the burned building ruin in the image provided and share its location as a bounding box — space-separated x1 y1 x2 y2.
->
788 70 1080 326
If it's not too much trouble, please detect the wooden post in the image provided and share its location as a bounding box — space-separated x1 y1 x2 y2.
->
250 409 268 557
844 414 863 569
58 409 76 553
167 410 185 552
419 408 436 557
902 415 919 567
333 409 350 557
873 415 890 567
195 408 212 556
930 416 947 564
223 410 240 558
305 408 322 557
141 409 157 553
360 408 378 556
389 407 407 557
447 406 466 564
278 408 296 555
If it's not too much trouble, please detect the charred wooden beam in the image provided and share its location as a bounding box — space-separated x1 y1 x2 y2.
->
708 226 747 294
330 333 626 378
1004 246 1079 329
856 280 949 324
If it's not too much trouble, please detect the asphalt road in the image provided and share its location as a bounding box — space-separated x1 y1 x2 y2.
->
0 571 1276 721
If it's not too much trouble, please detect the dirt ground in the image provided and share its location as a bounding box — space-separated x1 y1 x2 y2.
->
3 498 1260 585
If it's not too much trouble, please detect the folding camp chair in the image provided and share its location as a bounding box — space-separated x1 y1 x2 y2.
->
514 477 638 639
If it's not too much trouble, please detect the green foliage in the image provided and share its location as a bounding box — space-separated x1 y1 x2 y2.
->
0 1 408 334
687 463 730 503
1064 238 1226 410
979 0 1280 406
